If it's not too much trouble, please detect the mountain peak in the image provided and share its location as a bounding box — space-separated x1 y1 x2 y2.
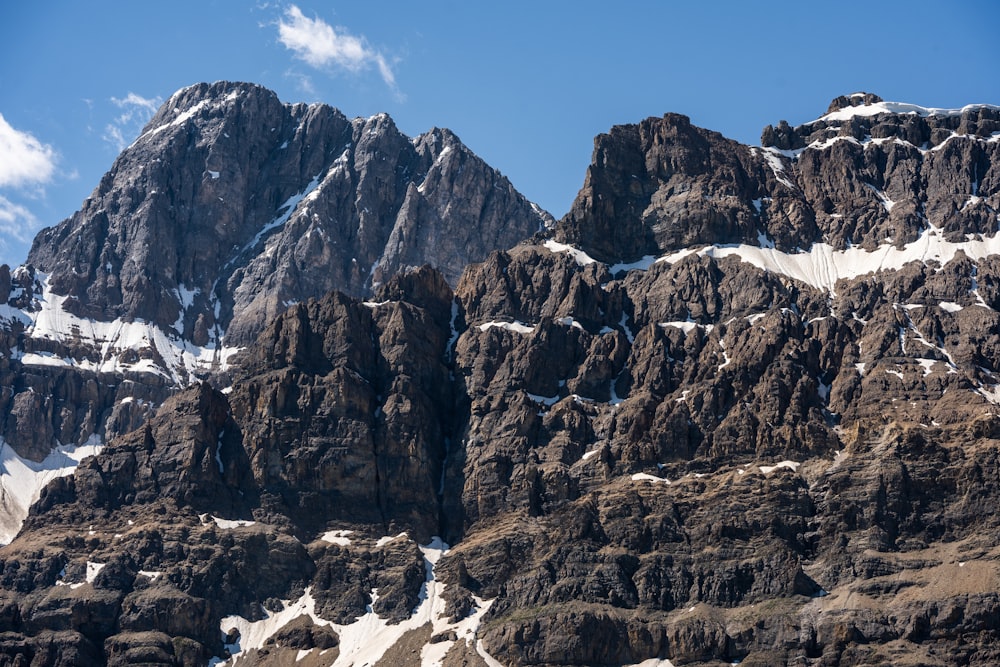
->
826 91 885 114
25 81 550 375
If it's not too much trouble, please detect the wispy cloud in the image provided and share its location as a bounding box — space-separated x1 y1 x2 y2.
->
278 5 399 95
0 195 39 245
0 115 57 248
104 92 163 152
0 114 57 189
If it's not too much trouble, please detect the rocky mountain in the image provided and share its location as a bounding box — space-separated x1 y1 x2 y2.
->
0 81 549 544
1 90 1000 666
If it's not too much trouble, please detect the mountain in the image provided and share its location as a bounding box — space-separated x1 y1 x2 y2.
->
0 81 549 546
28 80 551 356
1 89 1000 666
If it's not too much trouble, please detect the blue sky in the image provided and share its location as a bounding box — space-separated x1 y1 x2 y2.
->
1 1 998 268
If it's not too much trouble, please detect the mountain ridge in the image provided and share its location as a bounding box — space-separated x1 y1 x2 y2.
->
0 87 999 666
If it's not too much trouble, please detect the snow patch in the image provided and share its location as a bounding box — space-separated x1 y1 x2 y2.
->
652 224 1000 295
375 532 408 548
631 472 671 485
478 320 535 335
759 460 801 474
762 148 796 189
820 100 1000 123
543 239 598 266
321 530 353 546
86 561 105 584
208 516 256 529
555 316 584 330
216 536 496 667
0 435 103 545
19 275 240 384
659 321 714 334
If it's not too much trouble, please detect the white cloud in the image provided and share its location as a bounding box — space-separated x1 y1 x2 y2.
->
0 114 57 189
104 92 163 152
278 5 398 92
0 195 40 244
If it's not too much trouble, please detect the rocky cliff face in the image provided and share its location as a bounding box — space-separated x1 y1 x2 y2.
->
1 92 1000 666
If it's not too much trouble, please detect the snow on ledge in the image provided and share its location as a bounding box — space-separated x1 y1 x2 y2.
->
819 100 1000 123
321 530 353 546
539 215 1000 295
543 239 599 266
478 320 536 334
631 472 671 485
200 514 256 529
759 460 801 475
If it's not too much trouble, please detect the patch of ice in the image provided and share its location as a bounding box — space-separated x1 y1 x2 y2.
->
138 570 162 580
939 301 964 313
207 170 220 179
582 449 600 461
918 359 936 376
886 369 904 380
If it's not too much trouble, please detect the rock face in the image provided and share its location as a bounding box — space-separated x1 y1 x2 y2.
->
2 92 1000 666
28 81 551 349
558 92 1000 261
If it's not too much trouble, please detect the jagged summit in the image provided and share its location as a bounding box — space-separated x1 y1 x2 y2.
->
24 81 551 374
555 94 1000 265
825 91 885 113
